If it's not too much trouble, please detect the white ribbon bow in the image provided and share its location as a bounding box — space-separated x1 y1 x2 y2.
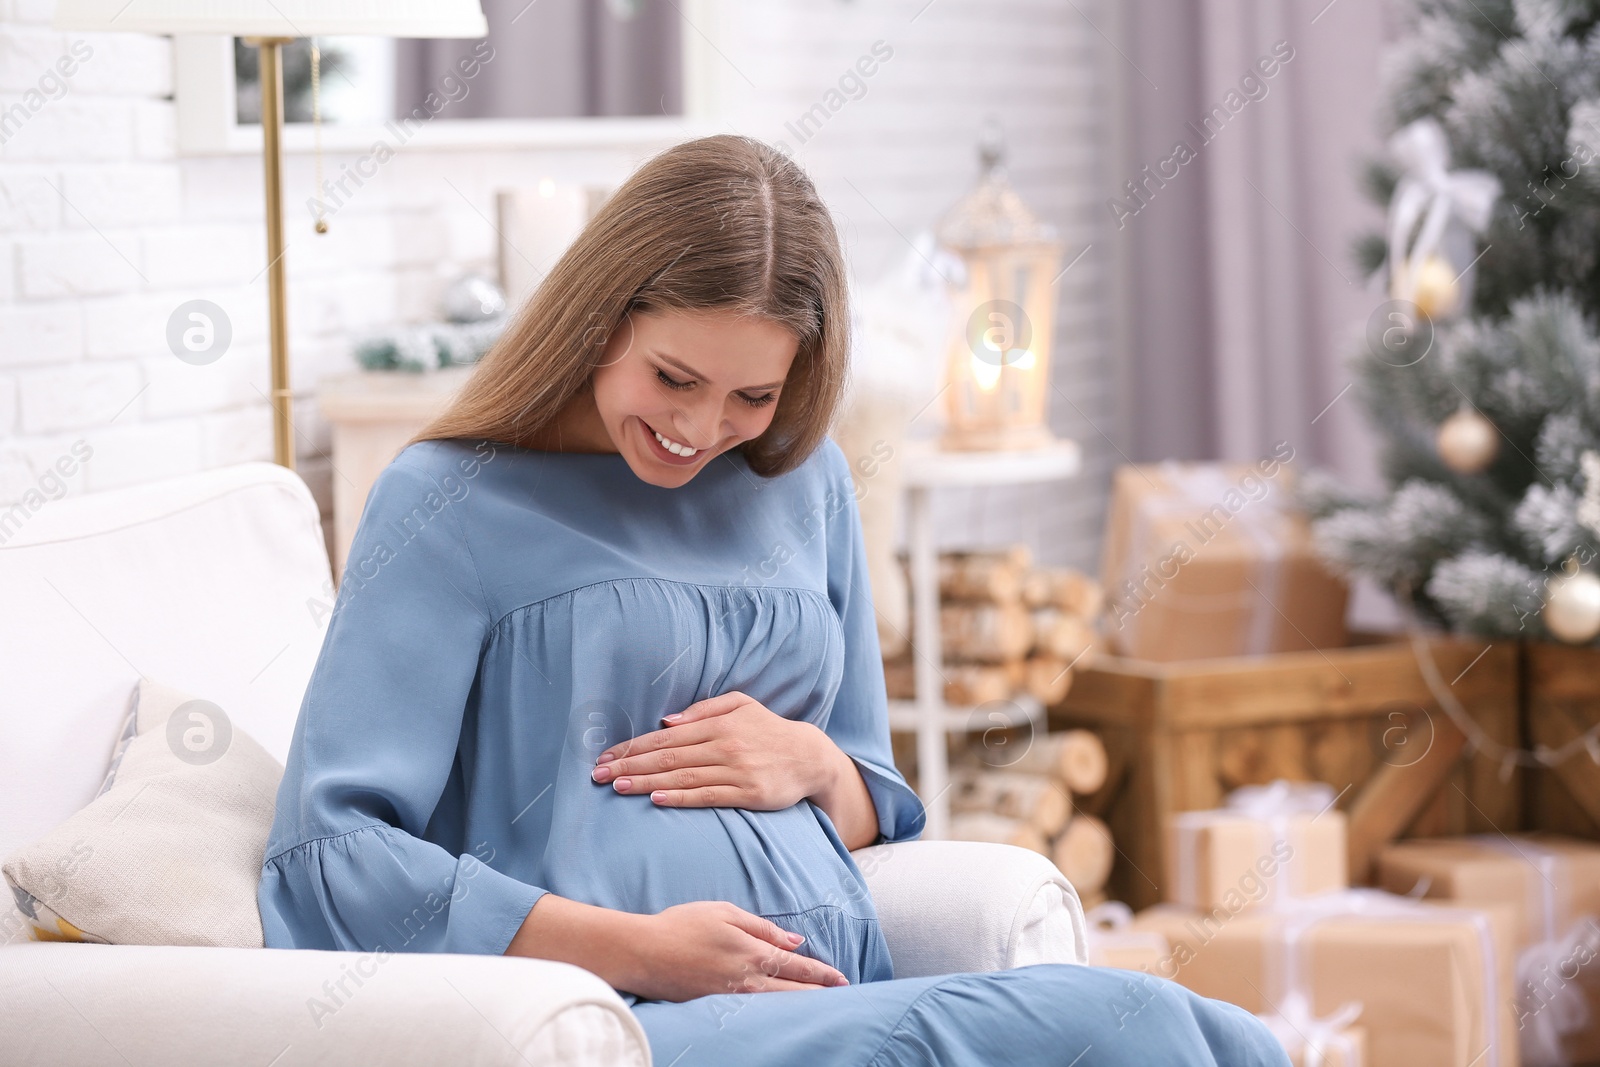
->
1385 117 1501 306
1226 780 1336 820
1517 923 1597 1067
1260 990 1363 1067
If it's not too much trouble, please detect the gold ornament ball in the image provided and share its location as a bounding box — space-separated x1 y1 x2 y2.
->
1437 407 1499 474
1411 254 1462 320
1545 569 1600 644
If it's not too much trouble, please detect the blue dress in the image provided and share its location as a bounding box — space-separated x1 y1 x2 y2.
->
259 436 1288 1066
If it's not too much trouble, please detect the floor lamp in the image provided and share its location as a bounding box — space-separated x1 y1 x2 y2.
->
52 1 489 471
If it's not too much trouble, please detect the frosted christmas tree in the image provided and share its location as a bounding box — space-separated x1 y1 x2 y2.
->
1308 0 1600 643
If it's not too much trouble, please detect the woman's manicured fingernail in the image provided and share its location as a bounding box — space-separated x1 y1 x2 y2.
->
592 765 613 782
787 931 804 945
661 712 683 723
651 790 668 803
613 777 631 792
596 752 615 764
833 976 849 986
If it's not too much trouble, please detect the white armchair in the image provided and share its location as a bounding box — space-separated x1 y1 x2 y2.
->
0 460 1085 1066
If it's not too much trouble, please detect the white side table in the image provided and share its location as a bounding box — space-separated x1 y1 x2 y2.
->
886 437 1082 839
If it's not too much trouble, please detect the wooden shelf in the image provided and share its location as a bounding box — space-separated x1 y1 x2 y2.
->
886 694 1045 734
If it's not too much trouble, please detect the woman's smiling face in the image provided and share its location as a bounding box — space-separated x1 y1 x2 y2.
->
589 307 800 487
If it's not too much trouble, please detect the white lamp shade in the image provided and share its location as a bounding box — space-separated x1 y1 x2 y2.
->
53 0 487 37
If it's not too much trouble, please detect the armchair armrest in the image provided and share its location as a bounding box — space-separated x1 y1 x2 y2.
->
6 846 1082 1066
0 943 647 1067
851 840 1087 979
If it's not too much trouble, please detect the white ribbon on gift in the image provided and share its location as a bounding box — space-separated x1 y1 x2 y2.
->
1385 117 1501 306
1172 779 1336 910
1083 901 1170 962
1515 925 1599 1067
1117 463 1291 656
1265 888 1503 1067
1464 835 1596 1067
1257 990 1363 1067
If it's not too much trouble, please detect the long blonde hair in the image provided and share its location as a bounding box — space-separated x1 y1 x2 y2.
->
411 134 851 478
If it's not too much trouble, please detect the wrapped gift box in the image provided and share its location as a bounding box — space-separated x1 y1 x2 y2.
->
1377 834 1600 1066
1167 781 1348 913
1087 931 1169 972
1084 902 1169 972
1375 835 1600 957
1100 462 1348 662
1258 1011 1367 1067
1129 893 1519 1067
1280 1027 1365 1067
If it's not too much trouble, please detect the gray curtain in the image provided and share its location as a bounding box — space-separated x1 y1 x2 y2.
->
394 0 682 120
1107 0 1398 490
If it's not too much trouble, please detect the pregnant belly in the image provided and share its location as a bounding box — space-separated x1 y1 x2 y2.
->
540 782 876 922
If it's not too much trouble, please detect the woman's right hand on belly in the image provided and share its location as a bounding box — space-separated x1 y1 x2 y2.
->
627 900 851 1002
506 894 850 1002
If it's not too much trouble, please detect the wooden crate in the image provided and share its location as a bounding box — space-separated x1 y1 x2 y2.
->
1047 636 1521 910
1523 642 1600 837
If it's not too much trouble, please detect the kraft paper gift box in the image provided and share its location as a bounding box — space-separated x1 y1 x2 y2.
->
1099 461 1349 662
1084 902 1170 972
1166 780 1348 913
1128 893 1520 1067
1088 936 1168 973
1274 1025 1366 1067
1377 834 1600 1066
1281 1030 1365 1067
1258 1005 1367 1067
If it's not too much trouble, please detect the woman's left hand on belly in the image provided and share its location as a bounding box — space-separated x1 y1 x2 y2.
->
591 691 834 811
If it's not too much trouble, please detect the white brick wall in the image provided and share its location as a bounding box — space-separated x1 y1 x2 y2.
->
17 358 138 432
0 299 79 365
0 0 1112 573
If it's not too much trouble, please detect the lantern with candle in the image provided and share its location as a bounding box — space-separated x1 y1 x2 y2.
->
934 124 1066 452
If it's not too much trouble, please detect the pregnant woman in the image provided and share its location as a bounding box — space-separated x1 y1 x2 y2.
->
258 134 1287 1066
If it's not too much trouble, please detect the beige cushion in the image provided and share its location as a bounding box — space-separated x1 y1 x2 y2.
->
0 460 329 864
3 678 281 947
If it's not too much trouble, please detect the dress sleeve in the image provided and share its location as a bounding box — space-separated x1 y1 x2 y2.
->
258 448 547 956
820 440 927 846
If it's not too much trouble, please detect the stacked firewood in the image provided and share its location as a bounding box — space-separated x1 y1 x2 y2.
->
946 729 1118 908
882 546 1104 708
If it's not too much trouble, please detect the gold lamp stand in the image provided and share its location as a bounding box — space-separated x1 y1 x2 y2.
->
244 36 297 471
52 5 492 473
